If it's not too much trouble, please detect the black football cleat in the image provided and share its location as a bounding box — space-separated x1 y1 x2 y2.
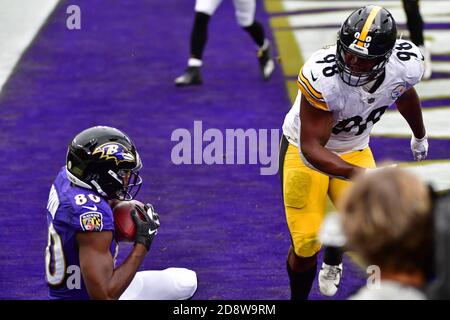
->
174 66 203 86
257 42 275 81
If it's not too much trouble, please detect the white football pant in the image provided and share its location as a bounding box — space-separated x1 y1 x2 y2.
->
119 268 198 300
195 0 256 27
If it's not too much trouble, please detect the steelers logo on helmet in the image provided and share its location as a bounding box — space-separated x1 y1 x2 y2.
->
66 126 143 201
336 5 397 86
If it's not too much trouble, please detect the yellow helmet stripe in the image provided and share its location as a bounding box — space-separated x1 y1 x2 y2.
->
356 6 382 47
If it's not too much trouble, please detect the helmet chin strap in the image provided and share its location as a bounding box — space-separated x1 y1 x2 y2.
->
66 166 110 198
107 169 133 201
66 168 92 189
90 180 108 198
341 70 373 87
108 169 122 183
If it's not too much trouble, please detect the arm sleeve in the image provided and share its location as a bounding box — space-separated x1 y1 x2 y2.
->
402 41 426 88
297 66 329 111
70 199 115 232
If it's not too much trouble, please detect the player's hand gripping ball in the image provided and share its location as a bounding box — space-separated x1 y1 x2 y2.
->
113 200 160 246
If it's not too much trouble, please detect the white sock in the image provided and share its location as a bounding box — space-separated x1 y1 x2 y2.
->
188 58 202 67
259 39 270 51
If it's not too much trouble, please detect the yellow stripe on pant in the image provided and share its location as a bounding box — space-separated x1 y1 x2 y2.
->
282 142 376 258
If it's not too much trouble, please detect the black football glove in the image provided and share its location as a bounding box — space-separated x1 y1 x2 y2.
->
131 203 160 251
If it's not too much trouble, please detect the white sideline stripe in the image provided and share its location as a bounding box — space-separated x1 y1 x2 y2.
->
402 161 450 192
433 62 450 73
372 108 450 138
281 0 450 21
284 0 450 60
415 78 450 101
281 1 402 12
0 0 60 93
284 5 450 29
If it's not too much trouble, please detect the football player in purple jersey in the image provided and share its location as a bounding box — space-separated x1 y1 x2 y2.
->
45 126 197 300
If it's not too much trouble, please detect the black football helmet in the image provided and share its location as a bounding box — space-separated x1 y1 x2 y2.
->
66 126 142 200
337 5 397 86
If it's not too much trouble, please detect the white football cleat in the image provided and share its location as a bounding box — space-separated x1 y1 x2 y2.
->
174 66 202 86
318 263 343 297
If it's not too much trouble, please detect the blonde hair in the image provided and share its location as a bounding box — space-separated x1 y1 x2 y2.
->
340 168 433 273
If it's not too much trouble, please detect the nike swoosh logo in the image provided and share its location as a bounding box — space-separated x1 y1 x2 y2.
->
310 71 317 82
82 205 98 211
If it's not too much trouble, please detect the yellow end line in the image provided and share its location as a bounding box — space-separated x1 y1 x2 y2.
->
264 0 304 103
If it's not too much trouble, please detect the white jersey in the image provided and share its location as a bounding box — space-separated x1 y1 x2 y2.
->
195 0 256 27
282 40 424 154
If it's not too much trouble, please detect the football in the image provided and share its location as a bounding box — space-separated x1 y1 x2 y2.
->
112 200 146 242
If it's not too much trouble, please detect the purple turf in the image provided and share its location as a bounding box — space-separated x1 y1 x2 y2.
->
0 0 294 300
0 0 446 300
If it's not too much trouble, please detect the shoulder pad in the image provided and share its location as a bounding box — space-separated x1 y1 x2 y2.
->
392 40 425 86
68 190 113 232
297 47 339 111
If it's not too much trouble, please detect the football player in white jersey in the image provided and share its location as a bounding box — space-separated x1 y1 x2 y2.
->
279 5 429 299
175 0 275 86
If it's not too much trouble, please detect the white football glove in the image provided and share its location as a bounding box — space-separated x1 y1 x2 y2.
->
319 212 346 248
365 163 398 175
411 134 428 161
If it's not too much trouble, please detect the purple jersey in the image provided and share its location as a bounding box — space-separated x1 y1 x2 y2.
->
45 167 117 300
